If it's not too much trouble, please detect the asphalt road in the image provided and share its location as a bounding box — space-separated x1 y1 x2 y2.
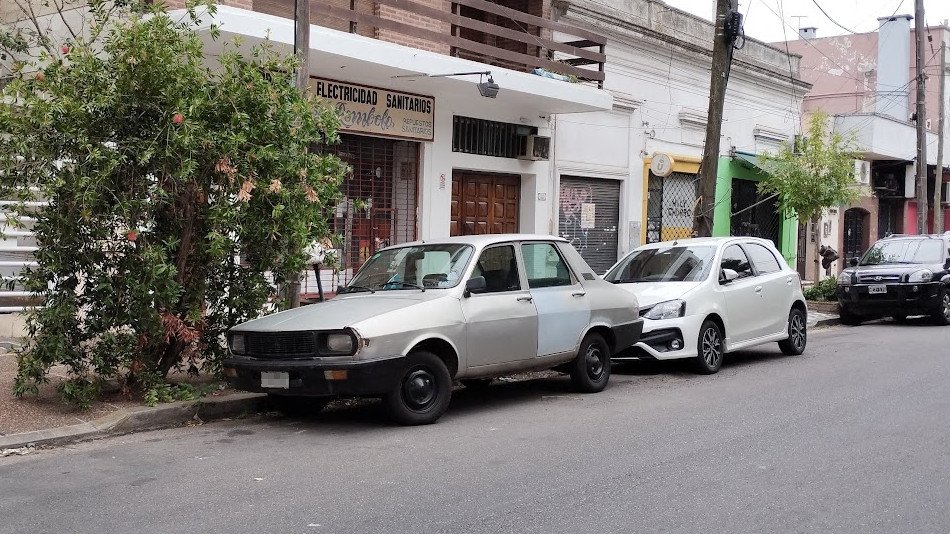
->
3 320 950 534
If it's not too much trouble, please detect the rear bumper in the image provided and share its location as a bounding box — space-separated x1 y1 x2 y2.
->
222 355 406 397
838 282 942 316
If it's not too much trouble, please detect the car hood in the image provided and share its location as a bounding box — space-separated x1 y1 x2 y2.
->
613 282 702 308
230 293 434 332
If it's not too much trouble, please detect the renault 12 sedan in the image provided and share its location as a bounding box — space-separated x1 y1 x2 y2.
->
223 235 643 425
605 237 808 374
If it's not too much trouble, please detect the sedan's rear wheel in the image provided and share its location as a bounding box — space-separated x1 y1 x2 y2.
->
384 351 451 425
778 307 807 355
693 320 724 374
932 289 950 326
569 334 611 393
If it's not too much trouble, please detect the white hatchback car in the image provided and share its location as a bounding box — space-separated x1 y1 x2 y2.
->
604 237 807 373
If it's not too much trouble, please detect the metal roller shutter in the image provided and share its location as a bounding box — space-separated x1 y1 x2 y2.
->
558 176 620 274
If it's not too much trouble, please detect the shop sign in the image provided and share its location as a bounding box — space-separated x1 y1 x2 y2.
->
311 78 435 141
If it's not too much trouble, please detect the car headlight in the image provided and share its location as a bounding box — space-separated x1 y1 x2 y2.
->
837 272 852 285
908 269 933 283
643 299 686 320
228 333 245 355
320 330 358 355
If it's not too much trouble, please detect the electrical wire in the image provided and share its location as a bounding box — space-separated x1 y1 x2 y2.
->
809 0 859 35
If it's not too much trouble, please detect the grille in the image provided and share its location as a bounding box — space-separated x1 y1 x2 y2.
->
245 332 316 359
856 273 902 283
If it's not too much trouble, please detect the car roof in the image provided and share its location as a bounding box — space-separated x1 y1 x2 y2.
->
381 234 569 250
634 236 776 249
880 233 950 241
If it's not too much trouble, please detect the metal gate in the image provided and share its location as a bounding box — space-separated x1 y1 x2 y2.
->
730 178 780 247
323 134 418 284
645 171 697 244
558 176 620 274
844 208 869 266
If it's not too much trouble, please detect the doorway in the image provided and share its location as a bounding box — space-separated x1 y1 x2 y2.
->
450 172 520 236
843 208 870 266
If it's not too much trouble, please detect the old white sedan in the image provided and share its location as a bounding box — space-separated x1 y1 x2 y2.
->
604 237 807 373
224 235 642 425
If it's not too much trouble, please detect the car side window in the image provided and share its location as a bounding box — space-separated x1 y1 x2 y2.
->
470 245 521 293
521 242 573 288
720 245 754 279
744 243 782 274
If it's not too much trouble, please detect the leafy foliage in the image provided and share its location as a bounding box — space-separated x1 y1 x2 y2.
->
804 276 838 302
757 112 860 225
0 3 348 405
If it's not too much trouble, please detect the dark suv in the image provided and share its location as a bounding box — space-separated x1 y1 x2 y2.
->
837 233 950 326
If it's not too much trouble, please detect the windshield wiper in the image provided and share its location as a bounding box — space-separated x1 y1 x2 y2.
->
342 285 375 294
388 281 425 291
610 278 642 284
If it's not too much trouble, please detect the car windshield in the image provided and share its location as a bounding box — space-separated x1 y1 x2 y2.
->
345 244 475 292
605 245 715 283
859 239 944 266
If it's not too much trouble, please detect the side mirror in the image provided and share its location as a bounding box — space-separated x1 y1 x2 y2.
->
849 258 859 267
464 276 486 297
719 268 739 285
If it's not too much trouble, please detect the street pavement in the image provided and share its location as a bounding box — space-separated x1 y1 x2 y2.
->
2 320 949 534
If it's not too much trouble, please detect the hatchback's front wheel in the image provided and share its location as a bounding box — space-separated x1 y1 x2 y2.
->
778 307 807 355
384 351 452 425
569 333 611 393
694 320 724 374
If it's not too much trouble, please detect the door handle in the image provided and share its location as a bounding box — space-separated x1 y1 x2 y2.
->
786 277 793 285
517 296 533 302
572 292 587 297
754 286 763 294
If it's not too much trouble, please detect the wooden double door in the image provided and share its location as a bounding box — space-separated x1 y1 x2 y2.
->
450 172 520 236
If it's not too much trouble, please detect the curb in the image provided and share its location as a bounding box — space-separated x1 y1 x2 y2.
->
0 392 267 451
812 317 841 328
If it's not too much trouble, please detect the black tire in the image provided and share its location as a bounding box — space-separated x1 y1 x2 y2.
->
694 320 724 374
891 313 909 323
839 308 862 326
778 307 807 355
932 289 950 326
460 378 493 390
267 395 332 417
569 333 611 393
384 351 452 425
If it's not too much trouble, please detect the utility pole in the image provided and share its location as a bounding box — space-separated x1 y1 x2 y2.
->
914 0 928 235
694 0 740 237
288 0 311 308
936 36 947 233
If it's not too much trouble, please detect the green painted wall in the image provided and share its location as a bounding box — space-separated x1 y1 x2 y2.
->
712 156 798 267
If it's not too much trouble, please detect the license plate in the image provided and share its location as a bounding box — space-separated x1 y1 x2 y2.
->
261 371 290 389
868 285 887 294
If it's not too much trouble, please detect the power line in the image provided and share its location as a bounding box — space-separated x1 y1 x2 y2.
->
809 0 858 34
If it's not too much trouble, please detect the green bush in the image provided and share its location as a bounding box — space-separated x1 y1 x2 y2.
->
804 276 838 302
1 3 348 406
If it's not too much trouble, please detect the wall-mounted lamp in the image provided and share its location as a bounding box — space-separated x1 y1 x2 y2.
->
392 70 499 98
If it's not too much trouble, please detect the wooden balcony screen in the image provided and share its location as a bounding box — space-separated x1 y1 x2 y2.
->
253 0 606 86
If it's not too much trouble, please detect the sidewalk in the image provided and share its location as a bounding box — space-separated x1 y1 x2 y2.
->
0 346 265 451
808 310 840 328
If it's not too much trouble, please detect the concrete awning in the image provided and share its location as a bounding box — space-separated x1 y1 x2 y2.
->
186 6 612 117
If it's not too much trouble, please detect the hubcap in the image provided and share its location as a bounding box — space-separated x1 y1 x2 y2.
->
702 327 722 368
401 368 437 411
585 345 605 380
942 294 950 321
790 313 806 350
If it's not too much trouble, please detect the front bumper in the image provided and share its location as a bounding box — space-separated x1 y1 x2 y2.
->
222 355 406 397
611 319 644 353
838 282 942 316
613 313 707 361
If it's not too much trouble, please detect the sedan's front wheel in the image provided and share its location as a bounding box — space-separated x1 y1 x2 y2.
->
694 320 724 374
569 333 611 393
384 351 452 425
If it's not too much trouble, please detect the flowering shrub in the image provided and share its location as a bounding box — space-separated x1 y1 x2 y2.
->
0 4 348 406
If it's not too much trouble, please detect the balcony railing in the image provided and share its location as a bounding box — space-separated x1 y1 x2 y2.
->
253 0 606 87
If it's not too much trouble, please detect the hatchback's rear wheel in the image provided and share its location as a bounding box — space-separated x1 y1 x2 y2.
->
569 334 611 393
384 351 451 425
778 308 807 355
694 320 724 374
932 289 950 326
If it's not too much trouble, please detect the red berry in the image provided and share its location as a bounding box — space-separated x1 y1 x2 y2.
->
61 44 70 55
172 113 184 125
126 230 138 242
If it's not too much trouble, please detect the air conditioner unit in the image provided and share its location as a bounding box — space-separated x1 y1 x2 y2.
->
517 135 550 161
